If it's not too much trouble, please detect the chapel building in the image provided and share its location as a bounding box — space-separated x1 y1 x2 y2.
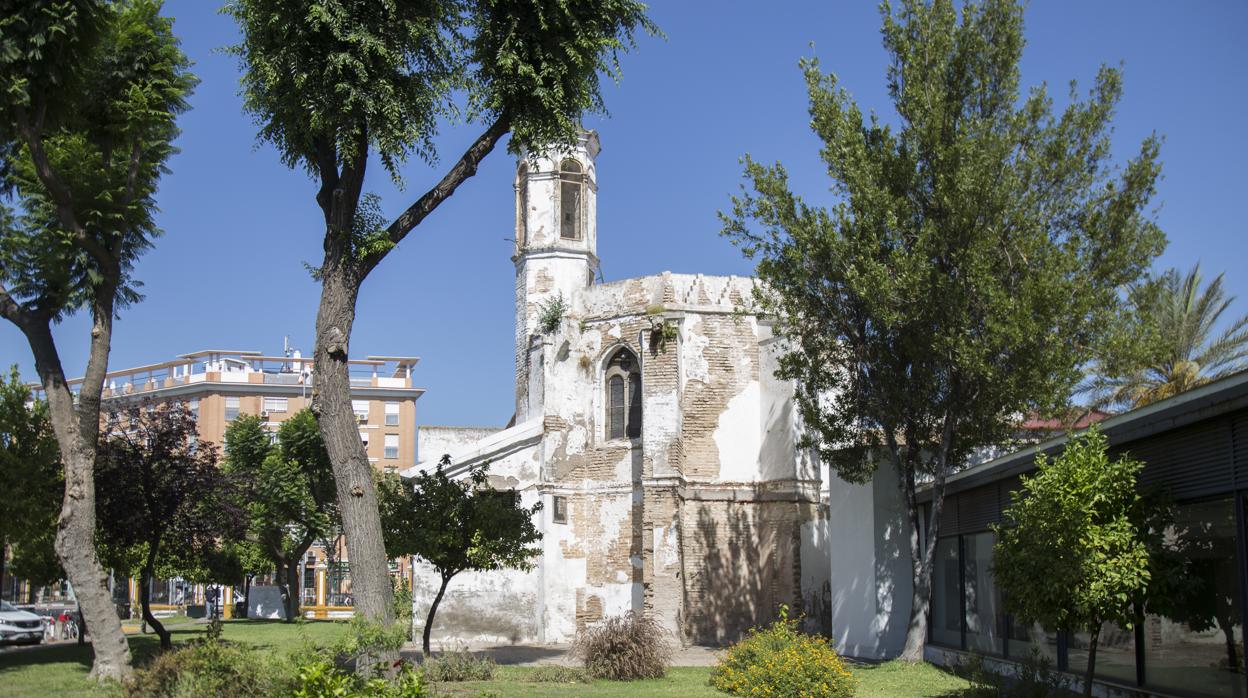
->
407 131 831 645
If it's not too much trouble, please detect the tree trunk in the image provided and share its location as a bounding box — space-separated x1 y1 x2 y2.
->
1083 621 1101 698
899 466 948 661
312 269 395 640
0 539 7 601
141 547 170 650
20 320 133 681
1220 617 1239 673
423 575 453 657
243 574 251 618
284 557 302 622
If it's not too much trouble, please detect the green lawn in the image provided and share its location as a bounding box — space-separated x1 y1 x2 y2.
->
0 618 351 698
0 620 975 698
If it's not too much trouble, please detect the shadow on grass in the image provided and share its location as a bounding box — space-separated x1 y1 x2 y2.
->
0 617 335 679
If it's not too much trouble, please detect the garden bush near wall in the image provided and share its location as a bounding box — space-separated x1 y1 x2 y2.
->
709 606 856 698
573 611 673 680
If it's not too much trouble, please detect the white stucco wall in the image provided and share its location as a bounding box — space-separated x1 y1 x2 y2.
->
826 464 912 659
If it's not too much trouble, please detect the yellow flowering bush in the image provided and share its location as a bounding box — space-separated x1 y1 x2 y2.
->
709 606 856 698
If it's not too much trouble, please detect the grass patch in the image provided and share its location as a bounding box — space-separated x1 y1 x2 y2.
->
0 618 351 698
853 660 975 697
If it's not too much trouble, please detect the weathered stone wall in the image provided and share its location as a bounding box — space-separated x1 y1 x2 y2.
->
417 425 502 465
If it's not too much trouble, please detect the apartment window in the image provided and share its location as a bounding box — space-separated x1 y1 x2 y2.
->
552 495 568 524
188 398 199 421
263 397 288 413
352 400 369 422
268 430 279 445
225 396 240 422
384 434 399 460
359 431 369 449
384 402 400 426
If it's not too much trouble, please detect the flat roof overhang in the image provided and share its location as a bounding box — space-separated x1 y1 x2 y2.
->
917 369 1248 502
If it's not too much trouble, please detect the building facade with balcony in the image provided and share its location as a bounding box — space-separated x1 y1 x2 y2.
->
7 348 423 619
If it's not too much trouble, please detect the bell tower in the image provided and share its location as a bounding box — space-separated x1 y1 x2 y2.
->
513 131 600 421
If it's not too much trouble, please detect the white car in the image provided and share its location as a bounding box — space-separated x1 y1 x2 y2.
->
0 601 45 646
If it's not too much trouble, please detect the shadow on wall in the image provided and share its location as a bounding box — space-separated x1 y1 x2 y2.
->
684 502 797 645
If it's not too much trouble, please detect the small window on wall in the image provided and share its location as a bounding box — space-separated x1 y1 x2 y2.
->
384 434 399 460
359 432 369 449
263 397 287 413
352 400 369 422
225 397 240 422
188 398 199 421
385 402 400 426
552 495 568 524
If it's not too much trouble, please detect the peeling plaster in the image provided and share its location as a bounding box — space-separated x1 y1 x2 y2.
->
713 380 761 482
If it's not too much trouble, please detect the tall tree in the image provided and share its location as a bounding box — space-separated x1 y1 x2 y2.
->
224 0 656 646
0 367 63 599
378 456 542 655
1088 263 1248 409
993 429 1151 697
96 402 247 650
0 0 196 678
721 0 1164 660
223 410 339 621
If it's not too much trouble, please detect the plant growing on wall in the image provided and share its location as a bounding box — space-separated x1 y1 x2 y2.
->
649 318 678 353
992 428 1151 697
378 456 542 655
537 293 568 335
721 0 1164 661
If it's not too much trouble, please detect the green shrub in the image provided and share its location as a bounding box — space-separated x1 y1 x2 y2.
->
527 665 590 684
573 611 672 680
422 648 497 681
290 656 428 698
709 606 856 698
124 638 281 698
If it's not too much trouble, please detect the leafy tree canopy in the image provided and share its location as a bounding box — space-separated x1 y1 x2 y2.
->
720 0 1165 659
1088 263 1248 410
0 366 63 588
1 0 196 319
993 429 1151 694
96 401 246 648
379 456 542 653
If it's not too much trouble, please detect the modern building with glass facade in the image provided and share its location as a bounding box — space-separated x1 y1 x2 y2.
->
919 370 1248 698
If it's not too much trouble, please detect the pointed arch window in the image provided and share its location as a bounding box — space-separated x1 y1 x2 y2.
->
604 347 641 440
560 159 582 240
515 162 529 247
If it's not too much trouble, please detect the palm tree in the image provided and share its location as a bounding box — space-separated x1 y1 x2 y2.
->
1093 264 1248 409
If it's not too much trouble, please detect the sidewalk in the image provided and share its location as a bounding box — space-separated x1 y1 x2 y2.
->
400 642 721 667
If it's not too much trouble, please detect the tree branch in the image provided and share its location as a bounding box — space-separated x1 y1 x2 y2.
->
0 282 33 331
361 112 512 276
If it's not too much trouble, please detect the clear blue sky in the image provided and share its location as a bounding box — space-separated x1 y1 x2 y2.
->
2 1 1245 428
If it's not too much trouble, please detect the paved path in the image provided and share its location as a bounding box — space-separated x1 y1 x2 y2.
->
401 642 721 667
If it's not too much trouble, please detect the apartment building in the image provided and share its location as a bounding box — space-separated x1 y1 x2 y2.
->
9 348 423 618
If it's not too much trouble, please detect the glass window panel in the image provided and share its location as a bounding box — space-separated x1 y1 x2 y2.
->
1069 620 1137 686
1144 497 1243 697
1006 617 1059 664
627 373 642 438
385 402 400 426
609 375 625 439
964 532 1005 655
931 537 963 648
224 396 239 422
561 182 580 239
384 434 399 460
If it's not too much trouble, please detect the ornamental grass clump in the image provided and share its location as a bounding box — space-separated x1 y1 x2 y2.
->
709 606 856 698
572 611 672 680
